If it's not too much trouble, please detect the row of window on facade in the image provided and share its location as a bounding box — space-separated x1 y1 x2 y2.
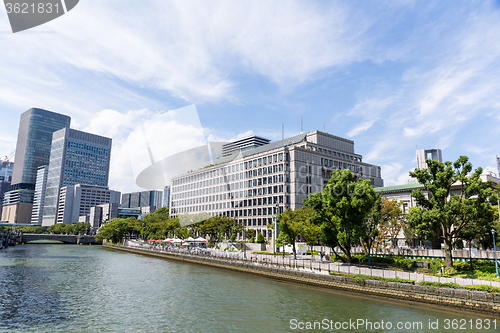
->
316 147 361 162
172 176 287 201
172 205 285 218
320 158 362 173
172 152 287 186
173 164 287 194
173 185 287 206
67 140 109 155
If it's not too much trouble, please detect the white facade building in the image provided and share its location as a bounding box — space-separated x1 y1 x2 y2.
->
169 131 383 240
31 165 48 225
55 184 120 225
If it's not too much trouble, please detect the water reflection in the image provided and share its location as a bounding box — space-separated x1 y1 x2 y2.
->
0 247 66 330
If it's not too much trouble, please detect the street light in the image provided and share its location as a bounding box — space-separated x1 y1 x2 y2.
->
273 202 280 255
492 228 499 278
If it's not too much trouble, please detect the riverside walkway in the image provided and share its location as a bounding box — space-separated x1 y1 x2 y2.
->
123 240 500 288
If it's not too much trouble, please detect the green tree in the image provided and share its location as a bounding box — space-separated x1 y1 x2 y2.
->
276 207 312 259
361 193 382 265
304 169 376 263
408 156 497 267
256 232 265 243
95 218 133 243
377 198 404 248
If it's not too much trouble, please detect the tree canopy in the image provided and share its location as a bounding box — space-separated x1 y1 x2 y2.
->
304 169 376 263
408 156 497 267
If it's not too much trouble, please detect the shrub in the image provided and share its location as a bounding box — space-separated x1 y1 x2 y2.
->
249 236 255 243
453 261 470 272
230 234 236 242
392 257 414 270
418 281 460 289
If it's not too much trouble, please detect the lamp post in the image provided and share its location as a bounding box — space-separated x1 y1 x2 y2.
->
492 228 499 278
273 202 280 255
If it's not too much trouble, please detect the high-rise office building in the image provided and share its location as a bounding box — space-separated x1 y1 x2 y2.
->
31 165 49 225
11 108 71 190
42 128 112 226
416 148 442 169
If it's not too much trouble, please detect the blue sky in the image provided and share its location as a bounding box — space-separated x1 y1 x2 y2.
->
1 1 500 193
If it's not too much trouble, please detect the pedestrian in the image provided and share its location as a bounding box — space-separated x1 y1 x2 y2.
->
320 251 323 263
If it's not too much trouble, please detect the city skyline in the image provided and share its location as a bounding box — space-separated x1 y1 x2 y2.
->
1 2 500 194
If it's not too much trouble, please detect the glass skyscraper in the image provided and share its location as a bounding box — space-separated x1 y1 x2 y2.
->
11 108 71 190
42 128 112 226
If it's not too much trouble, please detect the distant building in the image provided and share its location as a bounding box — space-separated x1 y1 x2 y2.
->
11 108 71 190
0 160 14 217
163 185 170 208
0 188 34 224
3 107 70 223
87 202 119 229
31 165 48 225
42 128 112 226
117 206 155 220
53 184 120 225
416 148 442 169
222 135 270 157
121 190 163 209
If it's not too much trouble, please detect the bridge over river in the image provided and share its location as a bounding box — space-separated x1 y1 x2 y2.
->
19 233 98 244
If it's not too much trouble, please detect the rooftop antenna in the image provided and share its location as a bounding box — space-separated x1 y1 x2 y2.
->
282 123 284 140
300 116 303 134
323 123 325 132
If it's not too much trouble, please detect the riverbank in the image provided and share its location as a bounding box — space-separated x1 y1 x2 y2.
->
104 244 500 316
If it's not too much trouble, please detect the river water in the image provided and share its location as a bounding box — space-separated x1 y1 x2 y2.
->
0 244 496 332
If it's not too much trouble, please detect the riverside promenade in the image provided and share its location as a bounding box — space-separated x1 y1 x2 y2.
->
122 240 500 288
105 241 500 315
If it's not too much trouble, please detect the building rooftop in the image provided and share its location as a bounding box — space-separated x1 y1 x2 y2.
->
374 182 424 193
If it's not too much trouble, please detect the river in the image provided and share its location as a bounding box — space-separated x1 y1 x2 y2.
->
0 244 496 332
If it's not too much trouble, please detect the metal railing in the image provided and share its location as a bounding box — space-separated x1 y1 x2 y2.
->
123 240 500 288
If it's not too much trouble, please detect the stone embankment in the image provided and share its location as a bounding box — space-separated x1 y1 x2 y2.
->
103 244 500 316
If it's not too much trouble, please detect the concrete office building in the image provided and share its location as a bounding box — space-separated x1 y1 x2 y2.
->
10 108 71 190
31 165 49 225
416 148 442 169
55 184 120 225
87 202 119 229
0 189 34 224
42 128 112 226
169 131 383 239
121 190 163 209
